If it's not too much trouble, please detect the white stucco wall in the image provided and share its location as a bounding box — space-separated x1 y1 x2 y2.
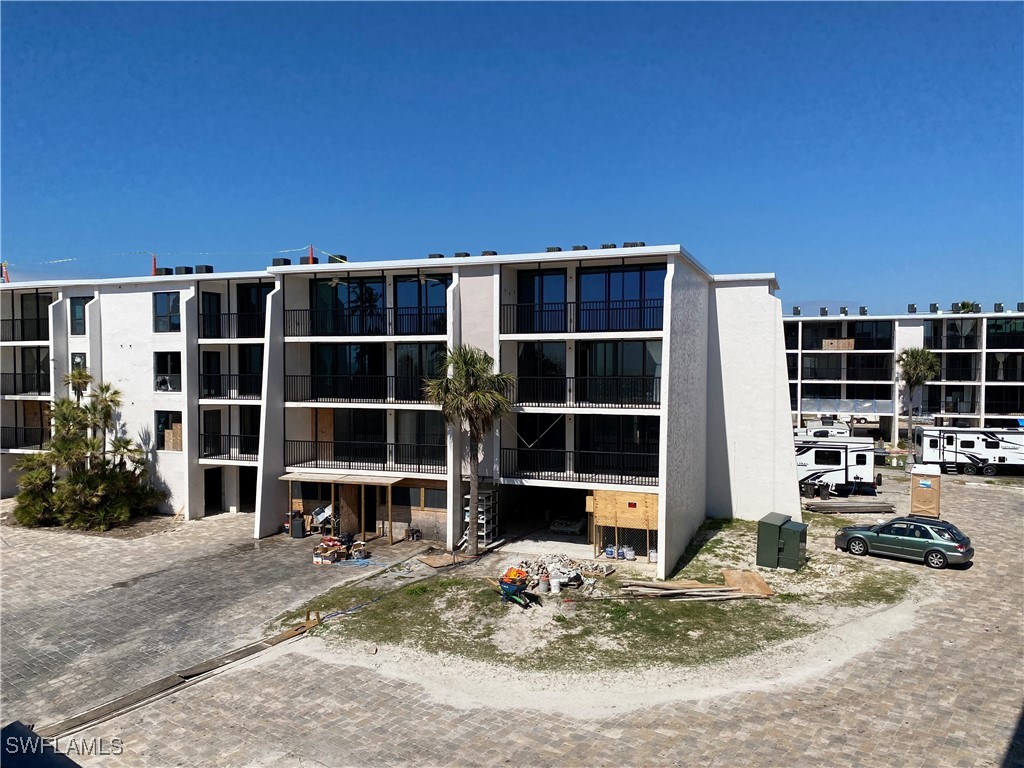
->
658 259 709 578
255 285 287 537
706 280 800 522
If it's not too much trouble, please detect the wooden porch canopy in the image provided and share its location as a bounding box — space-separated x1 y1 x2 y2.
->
279 472 404 543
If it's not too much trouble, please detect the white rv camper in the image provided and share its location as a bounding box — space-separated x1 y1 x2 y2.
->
913 427 1024 476
794 437 876 488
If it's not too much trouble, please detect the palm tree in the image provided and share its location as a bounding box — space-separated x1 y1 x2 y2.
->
424 345 514 556
63 368 93 404
896 347 940 469
90 382 123 460
954 300 975 314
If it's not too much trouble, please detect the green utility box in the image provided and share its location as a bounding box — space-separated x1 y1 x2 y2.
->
756 513 808 571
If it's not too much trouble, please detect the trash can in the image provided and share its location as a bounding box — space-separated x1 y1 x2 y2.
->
290 515 305 539
779 520 808 571
756 513 792 569
818 483 830 500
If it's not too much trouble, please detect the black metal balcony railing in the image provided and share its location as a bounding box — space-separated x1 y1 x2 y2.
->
499 300 664 334
851 337 894 351
0 373 51 396
942 335 980 350
200 373 263 399
500 447 658 486
283 307 447 337
154 374 183 392
0 318 48 342
940 368 979 382
801 369 843 381
0 426 51 450
928 401 979 415
199 433 260 461
988 332 1024 350
845 367 893 382
284 375 431 403
284 440 446 473
513 376 661 408
198 313 267 339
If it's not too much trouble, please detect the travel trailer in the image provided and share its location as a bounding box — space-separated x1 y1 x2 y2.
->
794 437 875 488
913 427 1024 476
794 424 851 438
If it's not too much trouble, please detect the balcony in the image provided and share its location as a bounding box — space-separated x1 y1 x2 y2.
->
284 440 446 473
198 313 267 340
988 332 1024 349
799 398 895 415
283 307 446 337
1 426 50 450
0 319 48 343
499 300 664 335
0 373 51 396
942 335 980 350
200 434 260 462
200 374 263 400
846 367 893 382
284 375 430 404
500 448 658 486
513 376 661 408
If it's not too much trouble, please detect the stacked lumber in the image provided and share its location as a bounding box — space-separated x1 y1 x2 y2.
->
618 571 774 602
803 500 894 514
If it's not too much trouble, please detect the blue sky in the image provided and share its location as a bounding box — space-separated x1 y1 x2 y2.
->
2 2 1021 313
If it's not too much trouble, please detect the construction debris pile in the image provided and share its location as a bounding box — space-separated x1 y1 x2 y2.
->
617 570 775 602
506 554 613 595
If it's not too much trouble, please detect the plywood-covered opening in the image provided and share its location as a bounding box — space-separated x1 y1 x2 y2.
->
590 489 658 558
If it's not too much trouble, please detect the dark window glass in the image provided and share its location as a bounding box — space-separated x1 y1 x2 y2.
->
946 435 955 445
153 292 181 333
423 487 446 508
155 410 183 450
70 297 88 335
984 440 999 449
856 454 867 465
154 352 182 391
960 440 975 449
391 487 416 506
814 450 842 466
929 439 938 448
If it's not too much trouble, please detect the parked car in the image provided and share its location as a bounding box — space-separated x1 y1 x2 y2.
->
834 516 973 569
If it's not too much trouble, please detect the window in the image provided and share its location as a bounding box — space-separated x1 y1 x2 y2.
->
929 439 938 448
814 449 842 466
154 352 182 391
300 482 332 501
856 454 867 465
946 435 955 445
909 525 932 540
153 292 181 332
71 353 87 371
985 440 999 449
70 297 89 335
155 411 183 450
960 440 975 449
423 487 446 509
391 487 416 506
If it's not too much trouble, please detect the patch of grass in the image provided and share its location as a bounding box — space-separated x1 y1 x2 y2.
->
830 568 917 606
272 583 388 629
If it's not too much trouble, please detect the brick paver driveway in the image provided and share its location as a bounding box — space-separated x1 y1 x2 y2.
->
0 512 426 726
6 476 1024 767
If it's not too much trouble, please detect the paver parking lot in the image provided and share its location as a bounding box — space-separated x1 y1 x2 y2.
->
3 473 1023 767
0 511 426 726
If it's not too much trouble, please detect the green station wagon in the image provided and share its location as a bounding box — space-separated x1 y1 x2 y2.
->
834 516 974 569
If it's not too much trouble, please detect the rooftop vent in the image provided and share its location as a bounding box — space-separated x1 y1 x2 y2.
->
951 302 959 312
174 266 193 275
154 267 173 276
328 254 347 263
819 307 829 316
601 243 617 249
454 252 470 258
306 257 319 265
428 253 445 259
972 302 981 313
929 303 939 313
546 246 562 253
1018 302 1024 312
792 306 801 316
272 257 291 267
839 306 848 316
571 245 588 251
908 304 917 314
195 264 214 274
859 306 868 316
622 241 646 248
481 250 497 256
994 303 1004 312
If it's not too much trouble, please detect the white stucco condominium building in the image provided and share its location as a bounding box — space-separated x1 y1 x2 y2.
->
1 243 798 578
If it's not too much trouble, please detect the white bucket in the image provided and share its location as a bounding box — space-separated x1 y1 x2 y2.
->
551 578 562 594
649 549 658 563
623 546 636 561
537 576 550 593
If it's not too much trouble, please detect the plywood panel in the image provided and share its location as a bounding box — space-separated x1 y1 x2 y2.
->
592 490 658 530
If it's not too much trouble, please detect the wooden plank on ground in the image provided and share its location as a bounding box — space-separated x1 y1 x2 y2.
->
37 674 186 737
723 569 775 597
620 579 714 590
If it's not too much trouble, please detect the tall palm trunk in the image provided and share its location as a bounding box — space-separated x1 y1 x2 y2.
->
466 431 480 556
905 384 917 471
